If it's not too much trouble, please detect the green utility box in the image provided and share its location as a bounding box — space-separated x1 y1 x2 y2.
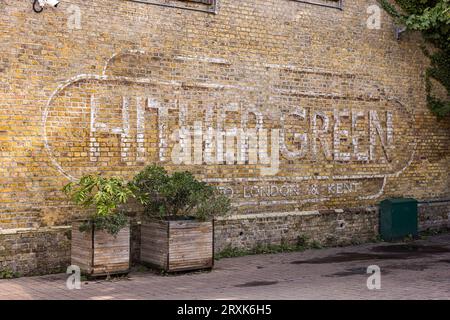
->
379 198 418 241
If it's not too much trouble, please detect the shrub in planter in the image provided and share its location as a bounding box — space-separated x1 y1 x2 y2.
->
132 165 231 272
63 175 134 276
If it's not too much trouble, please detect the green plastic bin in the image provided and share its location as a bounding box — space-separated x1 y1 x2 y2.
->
379 198 418 241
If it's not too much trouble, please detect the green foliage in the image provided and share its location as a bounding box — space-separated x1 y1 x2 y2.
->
215 235 321 260
0 268 21 279
131 165 231 221
379 0 449 35
402 1 449 38
296 234 310 247
383 0 450 114
215 246 249 259
379 0 404 18
379 0 450 117
426 46 450 116
309 240 323 249
77 212 129 236
395 0 435 14
63 175 133 235
195 191 232 221
419 227 450 238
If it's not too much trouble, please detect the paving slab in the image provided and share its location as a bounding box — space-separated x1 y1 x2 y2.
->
1 234 449 300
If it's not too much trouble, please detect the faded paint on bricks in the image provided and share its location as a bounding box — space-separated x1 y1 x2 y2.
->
0 0 449 275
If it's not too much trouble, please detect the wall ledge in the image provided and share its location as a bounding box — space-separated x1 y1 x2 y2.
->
216 207 378 221
0 226 71 235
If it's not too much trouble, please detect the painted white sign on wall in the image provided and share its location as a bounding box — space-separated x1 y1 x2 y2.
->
43 50 417 207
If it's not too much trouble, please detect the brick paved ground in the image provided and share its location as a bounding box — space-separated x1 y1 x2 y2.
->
1 234 449 300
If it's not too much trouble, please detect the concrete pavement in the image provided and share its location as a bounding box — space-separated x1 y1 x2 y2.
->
1 234 449 300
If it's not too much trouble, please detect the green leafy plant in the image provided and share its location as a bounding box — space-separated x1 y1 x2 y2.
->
215 234 323 260
131 165 231 221
378 0 450 117
0 268 21 279
63 175 134 235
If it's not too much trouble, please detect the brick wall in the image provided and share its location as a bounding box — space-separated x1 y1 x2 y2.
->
0 227 71 276
1 201 448 275
0 0 449 274
214 207 380 253
418 201 450 232
214 201 450 253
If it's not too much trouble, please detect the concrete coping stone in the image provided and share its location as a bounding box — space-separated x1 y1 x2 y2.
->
217 210 321 221
0 204 389 232
418 200 450 207
216 207 379 221
0 226 71 235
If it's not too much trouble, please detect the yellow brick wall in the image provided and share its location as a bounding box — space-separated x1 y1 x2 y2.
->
0 0 449 229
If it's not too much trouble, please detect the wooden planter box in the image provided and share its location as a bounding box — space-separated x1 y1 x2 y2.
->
71 221 130 276
141 219 214 272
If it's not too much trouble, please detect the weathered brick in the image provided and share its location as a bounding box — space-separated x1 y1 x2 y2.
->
0 0 449 275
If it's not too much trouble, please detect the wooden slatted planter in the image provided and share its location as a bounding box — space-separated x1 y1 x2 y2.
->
141 219 214 272
71 221 130 276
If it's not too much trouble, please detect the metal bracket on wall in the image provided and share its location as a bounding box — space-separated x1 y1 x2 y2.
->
290 0 343 10
394 25 407 40
128 0 219 14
